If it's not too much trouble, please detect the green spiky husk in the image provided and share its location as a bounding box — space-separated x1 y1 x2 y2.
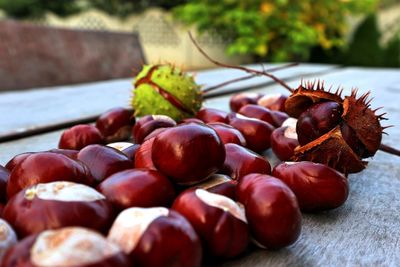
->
132 64 203 121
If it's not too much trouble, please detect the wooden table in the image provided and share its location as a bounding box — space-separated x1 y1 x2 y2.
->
1 64 399 266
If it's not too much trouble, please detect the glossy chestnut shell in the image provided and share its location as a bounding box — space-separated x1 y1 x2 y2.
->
132 115 176 144
207 122 247 146
7 152 93 199
152 124 225 185
58 124 104 150
97 169 175 211
96 107 135 142
237 173 301 249
0 165 9 203
195 108 229 123
257 93 287 112
272 161 349 212
238 104 288 127
229 92 263 112
270 119 299 161
172 189 249 258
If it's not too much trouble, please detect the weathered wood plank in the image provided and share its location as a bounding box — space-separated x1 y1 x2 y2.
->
0 64 336 139
0 66 399 266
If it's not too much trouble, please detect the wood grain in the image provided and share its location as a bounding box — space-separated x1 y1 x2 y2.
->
0 66 399 266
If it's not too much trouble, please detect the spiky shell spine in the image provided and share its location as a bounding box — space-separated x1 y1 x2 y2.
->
131 64 203 121
285 81 385 174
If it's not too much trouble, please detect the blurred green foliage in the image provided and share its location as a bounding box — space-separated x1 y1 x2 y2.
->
173 0 378 62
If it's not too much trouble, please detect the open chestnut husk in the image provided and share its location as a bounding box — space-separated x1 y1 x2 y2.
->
272 161 349 212
227 113 275 152
0 219 17 262
98 169 175 211
59 124 104 150
237 173 301 249
172 188 249 258
7 152 93 199
221 143 271 181
77 144 133 184
2 227 131 267
285 82 384 174
96 107 135 143
107 207 202 267
152 123 225 185
3 181 114 237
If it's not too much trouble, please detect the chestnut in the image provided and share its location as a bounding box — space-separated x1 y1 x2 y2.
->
4 152 33 172
0 219 17 262
77 144 133 184
132 115 176 144
270 119 299 161
107 207 202 267
152 123 225 185
98 169 175 211
296 101 343 145
134 137 157 170
207 122 247 146
106 142 135 151
229 92 263 112
107 142 140 162
2 227 131 267
238 104 289 127
48 148 79 160
3 181 114 237
227 113 275 152
7 152 93 198
221 143 271 181
272 161 349 212
257 93 287 112
237 173 301 249
195 174 237 200
172 188 249 258
195 108 229 123
59 124 104 150
179 118 204 124
0 165 9 203
96 107 135 142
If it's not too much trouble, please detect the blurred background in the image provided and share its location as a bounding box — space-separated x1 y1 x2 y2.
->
0 0 399 91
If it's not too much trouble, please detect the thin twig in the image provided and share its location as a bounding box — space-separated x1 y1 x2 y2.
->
189 31 293 92
379 143 400 157
203 63 299 93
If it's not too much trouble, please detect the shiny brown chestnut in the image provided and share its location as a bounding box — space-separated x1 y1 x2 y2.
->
0 219 17 262
0 165 9 203
106 142 140 162
108 207 202 267
179 118 204 124
77 144 133 184
48 148 79 160
227 113 275 152
98 169 175 211
237 173 301 249
172 188 248 258
3 181 114 237
270 118 299 161
194 174 237 200
59 124 104 150
229 92 264 112
195 108 229 123
2 227 131 267
296 101 342 146
257 93 288 112
238 104 289 127
221 143 271 181
132 115 176 144
134 137 157 170
207 122 247 146
7 152 93 199
4 152 34 172
152 123 225 185
96 107 135 142
272 161 349 212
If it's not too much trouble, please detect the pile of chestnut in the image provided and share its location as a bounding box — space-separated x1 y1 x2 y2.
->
0 94 350 266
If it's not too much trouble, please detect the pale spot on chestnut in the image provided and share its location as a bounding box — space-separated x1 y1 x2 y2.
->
107 142 135 151
195 189 246 223
108 207 169 253
23 182 105 202
281 118 297 128
151 115 176 125
0 219 17 261
284 126 298 140
235 113 260 122
31 227 121 267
